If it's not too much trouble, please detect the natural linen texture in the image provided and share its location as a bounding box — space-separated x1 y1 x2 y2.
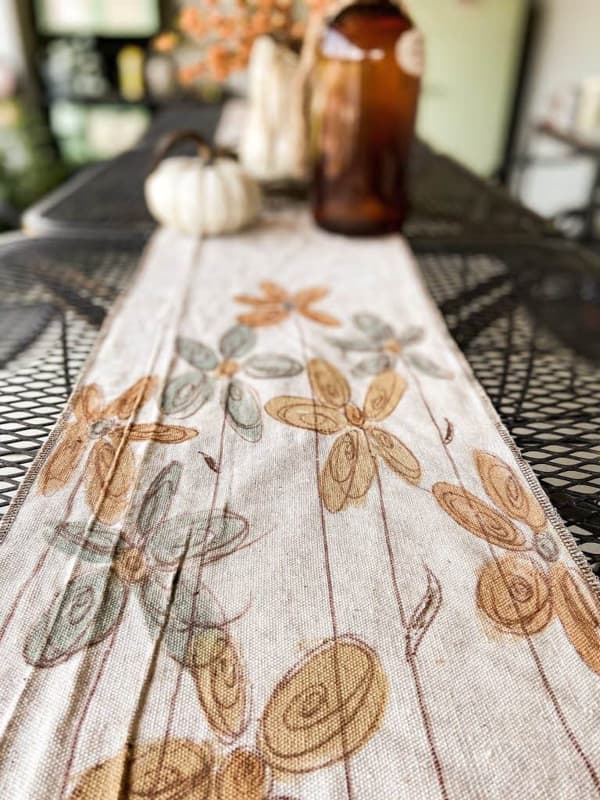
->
0 212 599 800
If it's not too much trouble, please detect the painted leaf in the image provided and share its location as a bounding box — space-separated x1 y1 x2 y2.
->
103 375 159 420
551 564 600 675
259 638 388 774
475 450 547 532
219 324 256 359
161 371 215 417
319 430 376 513
44 520 122 563
476 555 553 636
353 313 394 342
38 420 87 496
307 359 350 407
148 509 250 569
23 569 126 667
367 427 421 485
352 354 395 377
215 748 270 800
406 351 453 380
85 438 136 525
223 380 262 442
433 482 527 550
406 567 442 657
68 739 216 800
177 337 219 371
363 371 406 422
243 354 303 379
136 461 182 541
265 396 345 435
191 630 250 742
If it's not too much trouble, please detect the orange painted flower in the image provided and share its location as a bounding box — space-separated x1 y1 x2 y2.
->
266 360 421 512
235 282 340 328
38 377 197 524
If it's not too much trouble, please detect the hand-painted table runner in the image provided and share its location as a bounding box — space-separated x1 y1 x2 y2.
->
1 211 600 800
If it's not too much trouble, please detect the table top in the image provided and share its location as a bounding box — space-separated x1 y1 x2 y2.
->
2 103 599 576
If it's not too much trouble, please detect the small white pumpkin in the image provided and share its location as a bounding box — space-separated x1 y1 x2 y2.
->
145 130 261 236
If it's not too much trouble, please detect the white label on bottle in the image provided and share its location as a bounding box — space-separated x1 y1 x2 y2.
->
395 29 425 77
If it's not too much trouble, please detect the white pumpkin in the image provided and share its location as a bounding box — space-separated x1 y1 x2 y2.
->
145 130 261 236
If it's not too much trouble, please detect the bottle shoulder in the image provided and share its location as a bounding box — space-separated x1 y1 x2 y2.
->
326 1 414 50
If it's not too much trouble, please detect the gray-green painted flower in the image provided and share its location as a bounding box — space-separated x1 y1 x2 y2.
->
25 462 252 668
161 324 303 442
331 313 454 380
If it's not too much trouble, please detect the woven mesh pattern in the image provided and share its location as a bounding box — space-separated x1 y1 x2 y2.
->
417 246 600 574
0 237 139 512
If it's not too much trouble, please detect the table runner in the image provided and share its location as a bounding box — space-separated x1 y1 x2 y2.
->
1 211 599 799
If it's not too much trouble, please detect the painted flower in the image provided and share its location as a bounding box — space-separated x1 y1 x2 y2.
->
330 313 453 379
235 282 340 328
161 324 303 442
26 462 253 675
38 376 197 524
68 638 387 798
434 449 600 675
266 359 421 513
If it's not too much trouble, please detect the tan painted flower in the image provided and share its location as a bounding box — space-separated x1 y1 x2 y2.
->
38 377 197 524
266 359 421 512
235 282 340 328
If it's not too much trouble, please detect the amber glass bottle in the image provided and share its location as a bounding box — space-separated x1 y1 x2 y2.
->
310 0 422 235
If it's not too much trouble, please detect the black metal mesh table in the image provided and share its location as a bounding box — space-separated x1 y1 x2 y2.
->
4 104 600 577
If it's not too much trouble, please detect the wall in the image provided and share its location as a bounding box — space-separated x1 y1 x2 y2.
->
516 0 600 218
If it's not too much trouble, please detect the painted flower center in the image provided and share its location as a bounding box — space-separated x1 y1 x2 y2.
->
344 403 365 428
112 547 148 585
216 360 240 378
88 419 116 439
383 338 402 355
282 300 295 312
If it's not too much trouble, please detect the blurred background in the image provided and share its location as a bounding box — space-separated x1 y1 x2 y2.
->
0 0 599 238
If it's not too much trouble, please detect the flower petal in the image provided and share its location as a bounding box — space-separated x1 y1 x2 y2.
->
367 427 421 485
104 375 159 420
127 423 198 443
223 380 262 442
398 326 425 346
363 371 406 421
292 286 329 308
136 461 182 541
551 564 600 675
244 354 303 379
300 307 340 327
265 396 346 434
433 482 527 550
219 324 256 359
215 748 270 800
260 281 288 301
319 430 375 513
406 351 453 380
161 371 215 418
352 354 395 378
237 307 289 328
85 439 136 525
38 420 87 495
308 359 350 407
68 739 216 800
474 450 546 532
234 293 279 307
23 568 126 667
177 337 219 371
353 313 394 341
71 384 104 422
477 555 553 636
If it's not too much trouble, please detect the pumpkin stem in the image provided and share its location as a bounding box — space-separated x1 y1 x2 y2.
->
150 129 237 171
